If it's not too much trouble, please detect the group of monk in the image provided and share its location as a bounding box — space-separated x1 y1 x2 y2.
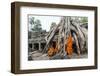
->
48 33 73 58
48 41 59 57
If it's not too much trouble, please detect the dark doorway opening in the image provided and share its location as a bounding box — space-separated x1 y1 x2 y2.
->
41 43 46 50
34 43 39 50
29 43 32 48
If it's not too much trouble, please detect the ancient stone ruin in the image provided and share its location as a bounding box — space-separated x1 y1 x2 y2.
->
28 16 88 60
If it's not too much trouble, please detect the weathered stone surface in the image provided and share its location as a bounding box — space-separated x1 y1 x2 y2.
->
28 51 87 61
29 51 49 60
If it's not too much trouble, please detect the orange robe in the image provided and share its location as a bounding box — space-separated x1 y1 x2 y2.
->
48 44 58 57
48 47 55 57
65 34 73 56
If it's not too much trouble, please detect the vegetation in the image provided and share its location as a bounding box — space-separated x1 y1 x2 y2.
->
81 17 88 23
29 17 42 32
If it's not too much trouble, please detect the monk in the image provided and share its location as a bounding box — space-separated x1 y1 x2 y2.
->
65 33 73 58
48 47 55 57
48 41 59 57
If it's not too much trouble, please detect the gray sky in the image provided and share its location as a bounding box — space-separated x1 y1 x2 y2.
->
28 15 61 32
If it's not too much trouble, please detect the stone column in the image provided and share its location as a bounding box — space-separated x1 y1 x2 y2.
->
32 43 34 50
39 42 41 51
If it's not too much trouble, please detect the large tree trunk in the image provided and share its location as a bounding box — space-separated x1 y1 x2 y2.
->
43 16 88 58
